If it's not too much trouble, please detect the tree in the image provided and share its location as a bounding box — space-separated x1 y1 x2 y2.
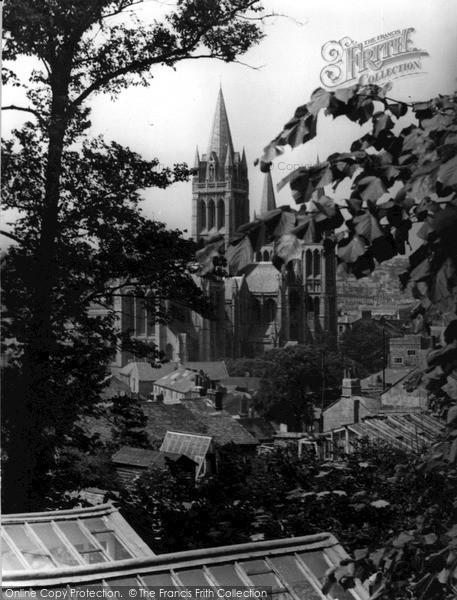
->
253 345 363 430
340 318 392 376
1 0 265 512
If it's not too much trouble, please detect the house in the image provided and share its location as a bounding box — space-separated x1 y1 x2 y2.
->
238 416 276 443
323 375 380 432
152 367 200 403
3 503 370 600
111 445 197 488
118 360 176 398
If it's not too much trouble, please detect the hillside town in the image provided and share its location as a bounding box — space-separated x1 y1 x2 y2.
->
2 2 457 600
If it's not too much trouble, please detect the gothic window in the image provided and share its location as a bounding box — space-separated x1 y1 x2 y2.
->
123 294 135 331
263 250 270 262
255 251 262 262
313 296 320 316
305 295 314 313
289 289 300 341
208 199 216 229
263 298 277 322
217 198 225 229
135 297 147 336
165 343 173 361
305 250 313 276
313 249 321 276
251 297 261 322
199 200 206 230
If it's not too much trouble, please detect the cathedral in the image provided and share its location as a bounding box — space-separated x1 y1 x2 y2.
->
108 88 338 369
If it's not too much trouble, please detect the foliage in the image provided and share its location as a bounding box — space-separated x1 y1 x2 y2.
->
253 344 364 429
118 441 427 556
1 0 265 512
340 318 393 376
225 356 272 377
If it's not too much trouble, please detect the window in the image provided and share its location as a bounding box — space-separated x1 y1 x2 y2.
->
208 199 215 229
407 349 417 356
199 200 206 230
393 357 403 364
217 199 225 229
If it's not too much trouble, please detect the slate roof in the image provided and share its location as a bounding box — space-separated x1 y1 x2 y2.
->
361 367 411 390
3 528 369 600
112 446 158 468
153 368 197 394
185 361 229 380
238 417 276 442
84 399 258 448
119 361 177 382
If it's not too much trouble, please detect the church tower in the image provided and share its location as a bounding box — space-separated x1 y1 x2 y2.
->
192 88 249 246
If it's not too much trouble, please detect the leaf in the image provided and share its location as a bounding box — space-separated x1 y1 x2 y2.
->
447 406 457 427
337 235 367 264
225 236 253 276
353 211 385 242
392 532 415 548
307 87 331 115
273 233 305 268
371 499 390 508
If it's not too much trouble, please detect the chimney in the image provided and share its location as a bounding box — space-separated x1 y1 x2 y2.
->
342 369 362 397
207 389 223 410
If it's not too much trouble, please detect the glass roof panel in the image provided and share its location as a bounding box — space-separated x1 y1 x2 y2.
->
4 525 55 571
84 519 133 561
208 564 246 586
31 523 80 567
160 432 211 465
1 535 26 571
57 522 107 565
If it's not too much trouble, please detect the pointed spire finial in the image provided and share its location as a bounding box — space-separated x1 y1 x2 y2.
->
207 87 234 172
260 171 276 214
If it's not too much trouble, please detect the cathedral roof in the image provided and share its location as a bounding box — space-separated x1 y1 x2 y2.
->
207 87 234 168
243 263 281 294
260 171 277 214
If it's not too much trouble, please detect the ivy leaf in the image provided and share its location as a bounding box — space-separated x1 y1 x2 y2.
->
371 499 390 508
353 211 385 242
337 234 367 264
355 176 388 201
438 155 457 189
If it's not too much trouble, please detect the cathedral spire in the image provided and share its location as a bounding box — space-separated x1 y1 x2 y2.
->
207 87 234 170
260 171 276 214
193 146 200 169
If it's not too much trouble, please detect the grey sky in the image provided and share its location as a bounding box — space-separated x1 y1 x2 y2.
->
2 0 457 239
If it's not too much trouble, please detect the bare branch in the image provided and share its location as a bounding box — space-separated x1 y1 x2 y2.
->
0 230 22 244
2 105 47 128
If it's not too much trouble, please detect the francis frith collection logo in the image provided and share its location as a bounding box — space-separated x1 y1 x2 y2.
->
320 27 429 88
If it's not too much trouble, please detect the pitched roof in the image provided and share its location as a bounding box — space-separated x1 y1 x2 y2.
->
345 413 445 453
84 399 258 448
3 529 369 600
119 361 178 381
185 361 229 380
112 446 158 468
1 503 154 573
153 368 197 393
238 417 276 442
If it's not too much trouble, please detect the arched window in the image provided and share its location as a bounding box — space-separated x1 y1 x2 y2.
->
305 295 314 313
263 250 270 262
305 250 313 276
313 296 320 316
208 199 216 229
165 343 173 361
251 297 261 322
289 290 300 341
263 298 277 322
313 249 321 276
217 198 225 229
255 251 262 262
199 200 206 230
135 298 147 335
208 162 215 181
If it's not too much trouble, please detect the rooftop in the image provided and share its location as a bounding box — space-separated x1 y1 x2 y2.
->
1 503 153 574
3 526 369 600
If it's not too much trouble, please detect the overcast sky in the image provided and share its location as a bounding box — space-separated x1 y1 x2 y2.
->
3 0 457 238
